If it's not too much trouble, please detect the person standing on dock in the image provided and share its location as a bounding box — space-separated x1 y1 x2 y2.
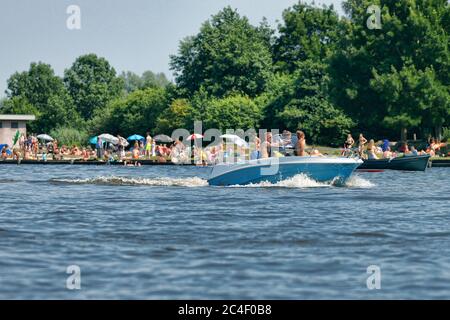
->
96 136 103 160
152 139 156 157
145 133 152 159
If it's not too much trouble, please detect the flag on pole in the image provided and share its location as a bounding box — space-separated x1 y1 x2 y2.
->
12 130 20 146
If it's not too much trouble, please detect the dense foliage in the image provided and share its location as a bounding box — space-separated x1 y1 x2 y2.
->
1 2 449 146
329 0 450 139
170 7 274 98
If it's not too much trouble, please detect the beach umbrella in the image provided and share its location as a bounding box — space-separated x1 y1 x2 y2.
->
220 134 249 148
186 133 204 141
37 134 54 142
118 136 129 147
153 134 173 143
127 134 145 141
98 133 119 145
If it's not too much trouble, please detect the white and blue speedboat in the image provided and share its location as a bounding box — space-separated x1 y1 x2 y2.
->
208 156 363 186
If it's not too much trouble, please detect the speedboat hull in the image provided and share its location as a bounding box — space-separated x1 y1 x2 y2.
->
207 156 363 186
358 154 430 171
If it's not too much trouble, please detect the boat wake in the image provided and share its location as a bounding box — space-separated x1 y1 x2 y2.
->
50 176 209 187
344 175 375 188
50 174 374 189
230 174 374 189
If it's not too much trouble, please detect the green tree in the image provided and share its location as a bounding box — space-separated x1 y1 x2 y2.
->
371 64 450 139
120 70 170 93
330 0 450 139
170 6 273 98
49 127 89 147
3 62 80 133
273 2 342 72
203 94 263 130
265 61 354 145
120 71 143 93
90 87 168 136
155 98 194 133
141 71 170 89
64 54 124 119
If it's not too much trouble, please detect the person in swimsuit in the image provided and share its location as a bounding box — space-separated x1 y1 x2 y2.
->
132 147 140 160
260 132 273 158
295 131 306 156
1 146 7 160
145 132 152 159
366 139 378 159
344 134 354 149
358 134 367 156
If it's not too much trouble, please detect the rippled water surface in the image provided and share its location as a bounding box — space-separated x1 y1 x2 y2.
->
0 164 449 299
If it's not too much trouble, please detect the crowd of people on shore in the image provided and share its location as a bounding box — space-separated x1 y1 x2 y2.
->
1 130 448 164
0 129 316 165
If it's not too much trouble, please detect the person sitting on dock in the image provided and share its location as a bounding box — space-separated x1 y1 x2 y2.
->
132 146 140 160
82 148 89 161
71 145 81 156
1 146 7 160
23 148 31 160
12 147 21 161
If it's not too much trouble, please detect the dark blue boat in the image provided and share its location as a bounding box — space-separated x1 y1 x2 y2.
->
358 154 430 171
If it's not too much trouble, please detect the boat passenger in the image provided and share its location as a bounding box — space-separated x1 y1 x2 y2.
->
260 132 274 158
409 146 419 156
310 149 323 156
358 134 367 155
282 130 293 148
398 141 409 154
366 139 378 160
344 134 355 149
294 131 306 156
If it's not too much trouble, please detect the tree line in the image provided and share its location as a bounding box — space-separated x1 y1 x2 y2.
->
1 0 449 146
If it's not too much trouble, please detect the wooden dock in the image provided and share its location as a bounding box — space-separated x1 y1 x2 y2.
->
0 159 193 166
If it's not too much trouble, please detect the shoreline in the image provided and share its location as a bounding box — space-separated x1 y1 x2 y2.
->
1 158 450 167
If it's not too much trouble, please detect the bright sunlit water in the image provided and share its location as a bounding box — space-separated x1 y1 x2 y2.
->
0 165 449 299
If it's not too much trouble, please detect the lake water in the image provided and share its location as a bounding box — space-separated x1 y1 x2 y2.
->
0 164 449 299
